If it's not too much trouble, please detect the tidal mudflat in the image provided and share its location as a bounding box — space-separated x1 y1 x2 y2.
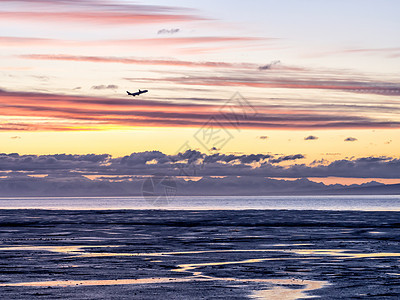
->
0 209 399 299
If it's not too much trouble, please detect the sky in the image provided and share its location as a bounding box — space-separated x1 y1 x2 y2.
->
1 0 400 191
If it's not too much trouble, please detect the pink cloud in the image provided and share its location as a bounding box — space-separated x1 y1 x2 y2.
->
0 88 398 131
0 36 56 46
1 36 269 55
20 54 256 69
0 11 205 25
135 75 400 96
0 0 203 25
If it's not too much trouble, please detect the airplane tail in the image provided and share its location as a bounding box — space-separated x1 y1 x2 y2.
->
126 91 131 95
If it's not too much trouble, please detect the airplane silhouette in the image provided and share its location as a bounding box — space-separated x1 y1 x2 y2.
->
127 89 148 97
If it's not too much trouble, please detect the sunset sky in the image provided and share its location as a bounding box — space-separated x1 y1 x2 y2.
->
1 0 400 188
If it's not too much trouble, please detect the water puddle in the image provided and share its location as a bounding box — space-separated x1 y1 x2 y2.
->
251 279 326 300
293 249 400 259
2 246 398 261
0 277 199 287
0 245 117 254
2 245 396 299
172 255 328 299
3 246 398 261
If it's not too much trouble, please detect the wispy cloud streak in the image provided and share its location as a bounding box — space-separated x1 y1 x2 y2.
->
20 54 256 69
0 1 204 25
133 75 400 96
0 88 399 131
0 11 205 25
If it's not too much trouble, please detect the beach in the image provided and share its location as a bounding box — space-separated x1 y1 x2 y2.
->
0 209 399 299
2 0 399 298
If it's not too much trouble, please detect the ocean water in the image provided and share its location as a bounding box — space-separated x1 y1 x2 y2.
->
0 195 400 211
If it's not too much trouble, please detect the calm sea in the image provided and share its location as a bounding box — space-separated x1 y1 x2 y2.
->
0 195 400 211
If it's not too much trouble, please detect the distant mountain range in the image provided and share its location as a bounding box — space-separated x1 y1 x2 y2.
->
0 176 399 197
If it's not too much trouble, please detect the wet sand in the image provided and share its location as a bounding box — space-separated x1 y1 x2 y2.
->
0 209 399 299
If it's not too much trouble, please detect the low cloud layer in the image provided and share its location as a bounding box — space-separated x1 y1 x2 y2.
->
1 151 399 196
1 151 400 179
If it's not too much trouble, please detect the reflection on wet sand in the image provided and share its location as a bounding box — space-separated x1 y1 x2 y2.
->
173 257 322 275
75 248 400 261
0 278 198 287
293 249 400 259
74 249 279 258
0 255 328 300
251 279 326 300
2 246 400 261
172 255 328 299
0 245 117 254
1 209 400 299
0 245 333 298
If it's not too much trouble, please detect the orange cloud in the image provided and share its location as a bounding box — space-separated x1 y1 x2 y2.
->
0 89 399 131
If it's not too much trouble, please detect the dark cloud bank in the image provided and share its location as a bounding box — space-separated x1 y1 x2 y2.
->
0 151 399 196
